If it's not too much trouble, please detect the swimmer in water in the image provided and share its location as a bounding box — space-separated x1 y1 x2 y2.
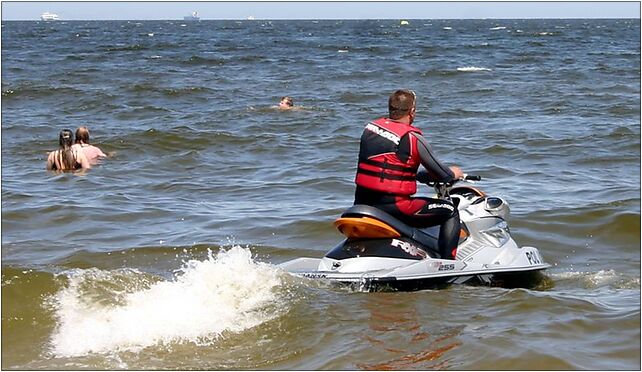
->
46 129 91 171
72 126 107 165
278 96 294 109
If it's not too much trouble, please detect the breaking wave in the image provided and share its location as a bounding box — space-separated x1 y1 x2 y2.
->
550 269 640 290
48 247 289 357
456 66 493 72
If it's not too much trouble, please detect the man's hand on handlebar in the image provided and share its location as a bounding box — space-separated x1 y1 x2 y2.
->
450 166 464 180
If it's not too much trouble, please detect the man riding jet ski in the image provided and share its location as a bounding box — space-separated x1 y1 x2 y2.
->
279 90 550 291
352 89 463 260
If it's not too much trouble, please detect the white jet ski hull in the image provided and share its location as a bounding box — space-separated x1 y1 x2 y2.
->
279 247 550 291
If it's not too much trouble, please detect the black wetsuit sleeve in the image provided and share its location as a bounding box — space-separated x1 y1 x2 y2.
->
411 132 455 183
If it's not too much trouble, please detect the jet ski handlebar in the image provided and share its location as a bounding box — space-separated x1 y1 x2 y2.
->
416 171 481 186
417 172 482 199
463 174 482 182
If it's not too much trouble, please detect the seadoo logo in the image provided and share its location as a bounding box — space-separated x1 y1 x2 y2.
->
427 203 454 211
365 123 400 145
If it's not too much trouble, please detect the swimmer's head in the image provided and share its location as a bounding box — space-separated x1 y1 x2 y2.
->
279 96 294 108
75 126 90 144
59 129 74 148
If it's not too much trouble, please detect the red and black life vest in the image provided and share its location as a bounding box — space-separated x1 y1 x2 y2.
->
355 118 423 196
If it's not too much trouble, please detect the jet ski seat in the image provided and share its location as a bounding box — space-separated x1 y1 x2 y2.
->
341 205 414 236
340 205 440 253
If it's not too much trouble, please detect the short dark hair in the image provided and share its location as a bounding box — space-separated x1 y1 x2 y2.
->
388 89 416 120
75 126 90 144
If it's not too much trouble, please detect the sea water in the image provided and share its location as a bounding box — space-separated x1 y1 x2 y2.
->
2 19 640 369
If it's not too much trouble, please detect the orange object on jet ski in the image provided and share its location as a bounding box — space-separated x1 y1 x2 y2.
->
334 216 401 238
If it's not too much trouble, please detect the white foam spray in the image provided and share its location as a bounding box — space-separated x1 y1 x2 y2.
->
551 269 640 289
457 66 493 72
49 246 287 357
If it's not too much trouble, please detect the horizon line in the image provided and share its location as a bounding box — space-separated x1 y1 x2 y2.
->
4 17 641 21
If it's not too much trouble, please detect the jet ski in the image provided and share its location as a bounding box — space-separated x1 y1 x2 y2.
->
279 175 550 291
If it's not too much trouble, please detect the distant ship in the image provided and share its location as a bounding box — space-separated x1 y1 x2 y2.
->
183 12 200 21
40 12 60 21
247 15 255 20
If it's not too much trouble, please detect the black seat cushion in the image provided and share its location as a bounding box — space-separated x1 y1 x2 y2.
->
342 205 440 255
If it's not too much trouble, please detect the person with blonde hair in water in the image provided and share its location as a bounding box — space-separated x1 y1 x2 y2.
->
46 129 90 171
278 96 294 109
72 126 106 165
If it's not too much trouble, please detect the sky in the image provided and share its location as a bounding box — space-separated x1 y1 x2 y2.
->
1 1 640 21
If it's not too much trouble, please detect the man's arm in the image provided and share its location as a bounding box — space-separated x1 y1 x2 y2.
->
95 145 107 158
411 132 462 183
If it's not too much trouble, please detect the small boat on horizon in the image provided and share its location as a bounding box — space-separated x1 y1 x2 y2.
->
40 12 60 21
183 11 200 21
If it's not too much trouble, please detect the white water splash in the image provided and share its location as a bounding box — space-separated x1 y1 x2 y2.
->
49 246 286 357
552 269 640 289
457 66 493 72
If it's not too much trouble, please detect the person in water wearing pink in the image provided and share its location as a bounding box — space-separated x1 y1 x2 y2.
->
72 126 106 165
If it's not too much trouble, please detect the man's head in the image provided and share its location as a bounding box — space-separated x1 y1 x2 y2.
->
388 89 417 123
75 126 90 144
279 96 294 108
